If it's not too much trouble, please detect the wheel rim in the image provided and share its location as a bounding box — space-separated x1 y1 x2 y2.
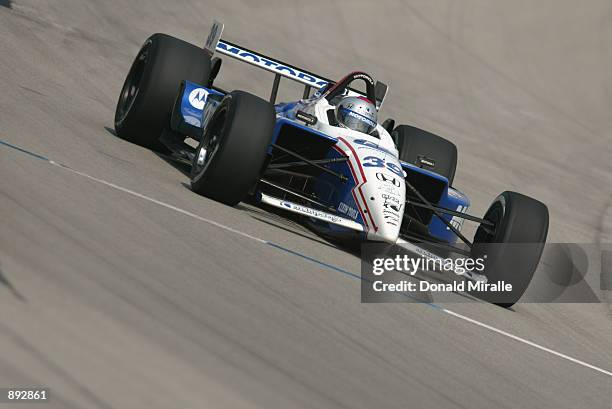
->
115 40 150 125
474 202 503 243
191 107 227 182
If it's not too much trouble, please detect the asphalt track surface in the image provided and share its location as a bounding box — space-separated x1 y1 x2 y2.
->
1 1 612 408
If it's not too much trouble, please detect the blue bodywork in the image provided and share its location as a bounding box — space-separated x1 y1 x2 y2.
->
172 81 470 244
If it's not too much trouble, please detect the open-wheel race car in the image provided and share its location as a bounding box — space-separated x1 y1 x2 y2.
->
114 21 549 307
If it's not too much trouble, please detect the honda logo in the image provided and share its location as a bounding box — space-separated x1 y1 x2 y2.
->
376 172 401 187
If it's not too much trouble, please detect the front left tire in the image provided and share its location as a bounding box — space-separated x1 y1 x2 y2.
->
190 91 276 206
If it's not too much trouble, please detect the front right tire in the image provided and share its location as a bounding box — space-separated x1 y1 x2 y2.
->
470 191 549 307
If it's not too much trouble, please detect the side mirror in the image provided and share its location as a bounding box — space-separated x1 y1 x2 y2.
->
374 81 388 109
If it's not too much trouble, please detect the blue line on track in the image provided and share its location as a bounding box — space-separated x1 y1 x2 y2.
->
0 139 49 161
1 137 438 308
266 241 362 280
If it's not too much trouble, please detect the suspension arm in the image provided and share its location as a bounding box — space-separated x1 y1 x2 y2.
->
405 200 495 226
404 180 474 248
271 144 348 181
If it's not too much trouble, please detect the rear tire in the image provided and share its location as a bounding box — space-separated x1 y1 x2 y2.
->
393 125 457 185
470 191 549 307
190 91 275 205
114 33 212 151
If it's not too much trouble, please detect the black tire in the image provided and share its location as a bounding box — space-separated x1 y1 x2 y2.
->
470 191 549 307
190 91 275 205
393 125 458 185
114 33 212 151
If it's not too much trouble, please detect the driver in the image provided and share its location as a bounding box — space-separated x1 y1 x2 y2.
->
335 96 377 135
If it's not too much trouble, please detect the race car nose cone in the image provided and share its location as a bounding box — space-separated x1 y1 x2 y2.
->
367 220 401 244
361 169 405 244
363 190 404 244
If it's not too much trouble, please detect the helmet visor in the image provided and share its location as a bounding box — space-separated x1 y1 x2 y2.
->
338 107 377 134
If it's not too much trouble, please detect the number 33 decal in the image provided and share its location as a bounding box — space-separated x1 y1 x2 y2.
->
363 156 404 177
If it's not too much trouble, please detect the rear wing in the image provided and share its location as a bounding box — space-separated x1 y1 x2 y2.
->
204 21 388 108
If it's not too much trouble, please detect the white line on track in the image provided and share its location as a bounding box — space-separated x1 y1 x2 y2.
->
48 160 612 379
442 309 612 377
2 140 610 379
49 160 267 244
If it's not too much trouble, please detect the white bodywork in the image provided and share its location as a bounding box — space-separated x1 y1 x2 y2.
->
285 96 406 244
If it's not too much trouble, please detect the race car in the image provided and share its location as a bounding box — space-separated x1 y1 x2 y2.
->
114 21 549 307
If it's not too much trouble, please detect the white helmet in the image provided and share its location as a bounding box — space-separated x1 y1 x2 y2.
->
335 96 377 134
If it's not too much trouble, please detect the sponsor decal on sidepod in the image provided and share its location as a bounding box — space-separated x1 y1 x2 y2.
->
281 201 343 223
188 88 208 110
